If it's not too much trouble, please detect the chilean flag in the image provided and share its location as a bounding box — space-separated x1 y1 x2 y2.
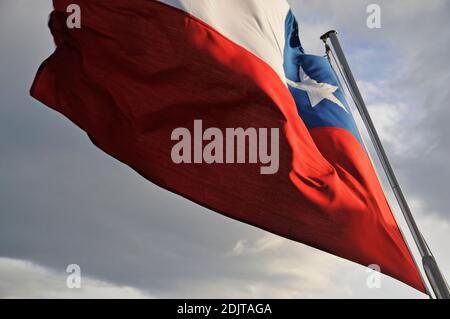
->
31 0 425 292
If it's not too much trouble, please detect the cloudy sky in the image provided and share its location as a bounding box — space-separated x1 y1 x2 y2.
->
1 0 449 298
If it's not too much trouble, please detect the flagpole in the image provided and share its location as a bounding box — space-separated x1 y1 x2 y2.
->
320 30 450 299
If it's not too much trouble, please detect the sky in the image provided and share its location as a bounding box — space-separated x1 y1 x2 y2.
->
0 0 449 298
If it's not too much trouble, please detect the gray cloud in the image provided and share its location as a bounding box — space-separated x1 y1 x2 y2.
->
0 257 151 298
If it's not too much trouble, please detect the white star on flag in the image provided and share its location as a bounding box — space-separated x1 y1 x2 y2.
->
286 66 348 113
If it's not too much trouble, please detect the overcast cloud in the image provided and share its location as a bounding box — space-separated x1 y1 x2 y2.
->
0 0 449 298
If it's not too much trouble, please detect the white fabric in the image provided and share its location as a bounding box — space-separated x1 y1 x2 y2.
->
158 0 289 83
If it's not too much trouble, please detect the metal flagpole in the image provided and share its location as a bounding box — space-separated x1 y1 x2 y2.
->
320 30 450 299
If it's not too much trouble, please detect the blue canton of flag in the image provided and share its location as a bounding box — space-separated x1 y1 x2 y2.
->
283 11 363 145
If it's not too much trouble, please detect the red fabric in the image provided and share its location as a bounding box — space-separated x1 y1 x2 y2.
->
31 0 425 292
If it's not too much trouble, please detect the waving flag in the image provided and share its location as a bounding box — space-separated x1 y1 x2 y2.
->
31 0 425 292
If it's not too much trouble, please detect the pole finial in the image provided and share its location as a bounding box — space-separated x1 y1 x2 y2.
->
320 30 337 43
